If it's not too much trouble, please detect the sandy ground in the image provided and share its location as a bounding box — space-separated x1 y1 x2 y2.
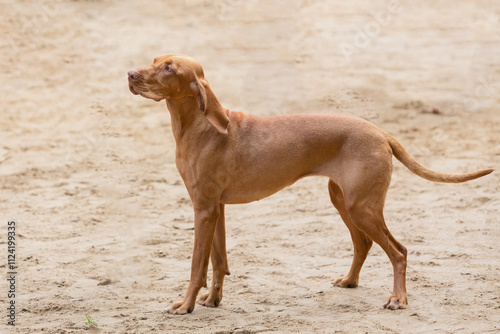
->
1 0 499 333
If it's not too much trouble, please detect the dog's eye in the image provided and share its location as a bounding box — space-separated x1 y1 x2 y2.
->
165 65 172 72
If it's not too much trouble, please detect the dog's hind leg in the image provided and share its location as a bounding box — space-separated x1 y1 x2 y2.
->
329 179 373 288
340 164 408 310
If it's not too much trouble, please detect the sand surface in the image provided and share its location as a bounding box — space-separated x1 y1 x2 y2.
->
1 0 499 333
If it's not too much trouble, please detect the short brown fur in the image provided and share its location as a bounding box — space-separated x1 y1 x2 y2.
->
128 54 493 314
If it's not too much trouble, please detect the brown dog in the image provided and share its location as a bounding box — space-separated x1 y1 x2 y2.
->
127 54 493 314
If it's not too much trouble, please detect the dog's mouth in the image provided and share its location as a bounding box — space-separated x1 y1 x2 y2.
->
129 83 149 94
129 84 139 95
129 84 162 102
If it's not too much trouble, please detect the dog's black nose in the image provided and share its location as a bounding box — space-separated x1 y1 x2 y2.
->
128 70 140 81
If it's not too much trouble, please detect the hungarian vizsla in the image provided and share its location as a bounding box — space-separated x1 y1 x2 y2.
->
127 54 493 314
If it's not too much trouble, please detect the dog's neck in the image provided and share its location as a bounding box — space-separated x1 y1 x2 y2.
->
165 89 226 143
166 97 203 144
166 84 229 145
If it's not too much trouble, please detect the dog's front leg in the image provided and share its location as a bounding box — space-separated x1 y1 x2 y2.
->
198 203 230 307
167 201 220 315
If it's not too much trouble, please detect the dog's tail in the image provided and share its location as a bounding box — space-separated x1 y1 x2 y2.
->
385 133 494 183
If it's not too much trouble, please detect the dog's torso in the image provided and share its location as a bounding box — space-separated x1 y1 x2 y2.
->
176 111 391 204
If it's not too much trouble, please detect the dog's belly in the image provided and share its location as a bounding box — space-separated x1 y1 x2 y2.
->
220 177 298 204
219 157 330 204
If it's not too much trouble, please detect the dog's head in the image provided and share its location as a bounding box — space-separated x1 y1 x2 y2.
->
128 54 206 107
128 54 228 133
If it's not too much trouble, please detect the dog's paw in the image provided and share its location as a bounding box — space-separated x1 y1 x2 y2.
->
197 291 221 307
332 276 358 288
383 294 408 310
166 299 195 315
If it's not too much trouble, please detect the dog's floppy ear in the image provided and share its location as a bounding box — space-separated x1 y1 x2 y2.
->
190 76 229 134
190 76 207 113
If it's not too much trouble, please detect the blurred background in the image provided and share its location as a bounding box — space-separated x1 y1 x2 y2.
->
1 1 499 333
